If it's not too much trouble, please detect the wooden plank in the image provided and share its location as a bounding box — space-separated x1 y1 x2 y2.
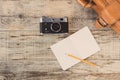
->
0 60 120 80
0 0 97 18
1 58 120 72
0 0 75 16
0 72 120 80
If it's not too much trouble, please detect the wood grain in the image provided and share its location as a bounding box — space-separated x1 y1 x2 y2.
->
0 0 120 80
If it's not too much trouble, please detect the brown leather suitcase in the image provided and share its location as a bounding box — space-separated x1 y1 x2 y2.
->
77 0 120 34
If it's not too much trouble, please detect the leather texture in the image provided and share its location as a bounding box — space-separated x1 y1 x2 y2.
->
78 0 120 34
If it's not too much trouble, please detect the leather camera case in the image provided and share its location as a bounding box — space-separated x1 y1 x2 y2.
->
78 0 120 34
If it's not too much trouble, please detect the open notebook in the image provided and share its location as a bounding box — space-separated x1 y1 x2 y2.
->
51 27 100 70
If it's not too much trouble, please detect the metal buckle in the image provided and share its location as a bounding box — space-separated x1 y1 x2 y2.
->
97 18 108 27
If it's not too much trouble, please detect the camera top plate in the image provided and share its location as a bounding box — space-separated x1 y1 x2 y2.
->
40 16 68 23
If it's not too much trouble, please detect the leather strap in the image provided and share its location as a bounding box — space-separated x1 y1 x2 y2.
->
77 0 93 8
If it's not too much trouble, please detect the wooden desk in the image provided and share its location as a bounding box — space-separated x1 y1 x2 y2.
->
0 0 120 80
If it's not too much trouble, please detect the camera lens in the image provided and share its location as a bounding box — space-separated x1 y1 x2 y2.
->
51 23 61 32
60 18 63 21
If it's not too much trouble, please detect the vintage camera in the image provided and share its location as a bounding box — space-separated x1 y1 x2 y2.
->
40 16 68 34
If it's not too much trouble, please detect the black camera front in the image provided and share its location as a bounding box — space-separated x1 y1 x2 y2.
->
40 16 68 34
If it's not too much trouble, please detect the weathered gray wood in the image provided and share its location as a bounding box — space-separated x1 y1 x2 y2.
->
0 0 120 80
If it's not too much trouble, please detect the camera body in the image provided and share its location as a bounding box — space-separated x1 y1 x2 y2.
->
40 16 68 34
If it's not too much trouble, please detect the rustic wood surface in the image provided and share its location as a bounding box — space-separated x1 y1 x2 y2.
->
0 0 120 80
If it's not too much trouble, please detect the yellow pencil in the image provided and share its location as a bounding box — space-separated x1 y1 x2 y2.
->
68 54 97 67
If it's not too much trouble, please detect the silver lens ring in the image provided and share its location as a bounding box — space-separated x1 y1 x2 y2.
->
50 23 61 32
